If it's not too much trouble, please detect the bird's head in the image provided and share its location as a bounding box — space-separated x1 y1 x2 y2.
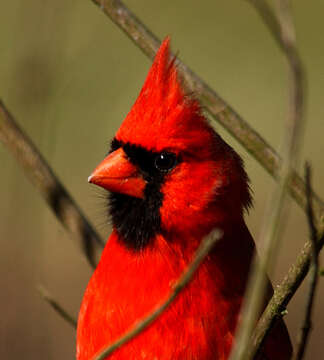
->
89 38 251 250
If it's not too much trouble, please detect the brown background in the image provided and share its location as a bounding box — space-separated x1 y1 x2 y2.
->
0 0 323 359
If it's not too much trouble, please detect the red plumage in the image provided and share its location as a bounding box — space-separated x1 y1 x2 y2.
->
77 38 292 359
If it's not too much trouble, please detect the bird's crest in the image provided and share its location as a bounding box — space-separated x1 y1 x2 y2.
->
116 37 214 154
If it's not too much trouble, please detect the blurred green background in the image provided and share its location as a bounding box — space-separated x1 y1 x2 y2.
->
1 0 323 359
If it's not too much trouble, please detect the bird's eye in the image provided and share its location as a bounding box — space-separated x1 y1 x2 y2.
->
154 152 177 172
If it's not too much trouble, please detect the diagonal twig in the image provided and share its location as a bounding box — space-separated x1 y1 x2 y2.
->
252 230 324 358
0 100 104 268
93 229 222 360
294 163 320 360
37 285 77 329
90 0 324 232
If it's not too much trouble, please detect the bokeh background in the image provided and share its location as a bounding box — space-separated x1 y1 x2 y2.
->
1 0 323 359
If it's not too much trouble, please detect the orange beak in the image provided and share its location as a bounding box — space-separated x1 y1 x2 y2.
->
88 147 146 199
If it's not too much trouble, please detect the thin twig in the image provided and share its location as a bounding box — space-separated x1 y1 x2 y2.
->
37 285 77 329
294 164 320 360
246 0 284 50
251 231 324 358
0 100 104 268
90 0 324 231
304 165 318 243
93 229 223 360
230 1 305 359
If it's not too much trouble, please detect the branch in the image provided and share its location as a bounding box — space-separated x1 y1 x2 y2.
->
251 231 324 358
229 1 305 358
251 164 322 359
90 0 324 232
246 0 285 51
0 100 104 268
37 285 77 329
294 164 320 360
93 229 222 360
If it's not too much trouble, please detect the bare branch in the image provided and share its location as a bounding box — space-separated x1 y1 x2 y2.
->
294 164 320 360
93 229 223 360
249 165 322 360
246 0 285 51
251 231 324 358
230 1 306 359
37 285 77 329
304 164 318 247
0 100 104 268
90 0 324 231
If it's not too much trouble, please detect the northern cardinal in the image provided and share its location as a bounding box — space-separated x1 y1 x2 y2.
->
77 38 292 359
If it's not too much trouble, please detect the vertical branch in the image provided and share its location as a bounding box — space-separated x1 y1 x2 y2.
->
0 100 104 268
229 1 306 359
294 164 320 360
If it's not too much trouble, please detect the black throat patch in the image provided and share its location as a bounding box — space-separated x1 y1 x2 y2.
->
107 139 178 251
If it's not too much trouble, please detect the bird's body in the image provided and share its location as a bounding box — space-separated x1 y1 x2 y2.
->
77 38 292 360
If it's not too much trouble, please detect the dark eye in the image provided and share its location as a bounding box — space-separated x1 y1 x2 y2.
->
154 152 177 172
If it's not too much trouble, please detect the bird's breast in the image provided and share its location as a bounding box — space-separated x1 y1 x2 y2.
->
76 231 248 360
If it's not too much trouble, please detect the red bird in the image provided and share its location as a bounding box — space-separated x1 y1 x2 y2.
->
77 38 292 359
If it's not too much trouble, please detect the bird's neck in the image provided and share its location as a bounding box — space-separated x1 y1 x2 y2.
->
161 218 255 264
99 219 255 291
